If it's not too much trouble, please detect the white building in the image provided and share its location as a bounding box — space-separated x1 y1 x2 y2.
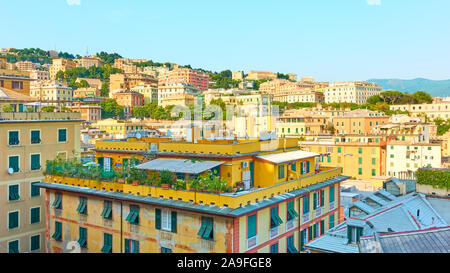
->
324 81 382 105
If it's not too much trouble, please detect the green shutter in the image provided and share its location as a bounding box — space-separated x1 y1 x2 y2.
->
31 235 40 251
76 197 87 214
9 241 19 253
308 226 313 241
300 230 305 251
248 214 257 238
347 226 352 243
31 154 40 170
9 185 20 201
77 227 87 248
9 156 19 172
31 207 40 224
306 161 310 173
320 220 325 235
53 193 62 209
101 201 112 219
126 206 139 224
124 239 130 253
155 208 161 230
101 233 112 253
300 162 304 174
9 211 18 229
320 190 324 207
31 131 40 144
313 192 317 210
58 129 67 142
330 186 335 203
171 211 177 233
329 214 335 229
303 195 309 213
31 182 40 197
52 222 62 240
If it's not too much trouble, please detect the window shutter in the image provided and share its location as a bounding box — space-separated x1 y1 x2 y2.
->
171 211 177 233
313 192 317 210
330 186 335 203
306 161 310 173
300 230 305 251
248 214 257 238
320 190 324 207
155 208 161 230
300 162 304 174
347 227 352 243
124 239 130 253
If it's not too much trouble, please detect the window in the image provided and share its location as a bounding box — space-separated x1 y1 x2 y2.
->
330 186 335 203
198 216 214 240
358 168 363 175
372 158 376 165
338 147 341 153
347 226 363 244
291 163 296 171
52 222 62 241
358 148 363 154
9 211 19 229
9 240 19 253
270 243 278 253
78 227 87 248
161 247 172 253
58 129 67 142
320 220 325 235
247 214 257 239
53 193 62 209
9 131 19 145
313 190 323 209
287 201 298 221
126 205 139 225
9 156 20 173
270 206 283 228
31 182 40 197
278 165 285 179
155 208 177 233
124 239 139 253
313 223 319 238
12 81 23 89
329 214 335 229
327 156 331 163
30 207 40 224
30 154 41 170
76 197 87 215
30 235 40 252
358 157 363 164
101 201 112 219
101 233 113 253
300 229 308 251
31 130 41 144
372 169 376 176
303 195 310 214
9 185 20 201
287 235 298 253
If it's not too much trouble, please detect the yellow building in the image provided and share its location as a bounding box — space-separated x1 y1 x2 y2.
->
0 112 81 253
277 115 329 137
49 58 77 80
131 84 158 104
37 138 348 253
30 81 73 106
301 135 387 180
91 119 152 139
0 68 33 97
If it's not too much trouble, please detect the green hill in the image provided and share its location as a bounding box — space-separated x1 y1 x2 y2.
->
368 78 450 97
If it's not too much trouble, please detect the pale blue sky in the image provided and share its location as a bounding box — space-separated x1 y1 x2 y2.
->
1 0 449 81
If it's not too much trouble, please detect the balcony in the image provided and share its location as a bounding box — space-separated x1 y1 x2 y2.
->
286 219 295 231
315 207 322 218
302 212 310 224
329 202 335 211
269 226 279 239
246 236 258 250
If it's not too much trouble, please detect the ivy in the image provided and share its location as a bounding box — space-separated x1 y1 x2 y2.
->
416 168 450 190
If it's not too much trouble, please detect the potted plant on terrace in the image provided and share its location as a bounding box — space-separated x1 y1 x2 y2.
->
160 170 174 189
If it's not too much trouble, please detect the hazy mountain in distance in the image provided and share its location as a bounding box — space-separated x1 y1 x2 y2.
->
368 78 450 97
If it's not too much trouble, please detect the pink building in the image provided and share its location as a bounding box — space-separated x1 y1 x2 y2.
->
158 67 209 91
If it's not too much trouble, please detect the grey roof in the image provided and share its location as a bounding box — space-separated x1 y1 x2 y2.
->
135 158 224 174
426 197 450 224
305 192 448 253
359 226 450 253
350 200 377 214
374 189 397 201
365 193 389 206
35 176 349 218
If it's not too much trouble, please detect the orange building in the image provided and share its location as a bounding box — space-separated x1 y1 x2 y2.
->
109 73 158 94
158 67 209 91
334 109 389 135
69 105 102 123
111 90 144 116
49 58 76 80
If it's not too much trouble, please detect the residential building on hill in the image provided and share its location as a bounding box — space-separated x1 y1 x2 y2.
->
158 67 209 91
324 81 383 105
390 102 450 120
49 59 76 80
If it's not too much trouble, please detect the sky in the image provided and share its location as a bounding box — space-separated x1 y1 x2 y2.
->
1 0 449 82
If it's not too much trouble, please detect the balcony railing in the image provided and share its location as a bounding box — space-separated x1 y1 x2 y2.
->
329 202 335 211
246 236 257 250
302 212 310 224
286 219 295 231
315 207 322 218
269 226 279 239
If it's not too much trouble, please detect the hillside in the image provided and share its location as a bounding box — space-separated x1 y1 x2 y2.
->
368 78 450 98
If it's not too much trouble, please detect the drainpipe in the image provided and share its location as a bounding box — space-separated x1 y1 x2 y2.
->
298 195 302 252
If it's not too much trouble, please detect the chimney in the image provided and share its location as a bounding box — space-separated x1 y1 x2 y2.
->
417 209 420 218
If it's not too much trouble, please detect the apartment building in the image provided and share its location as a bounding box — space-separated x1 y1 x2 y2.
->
0 87 37 112
301 135 387 180
111 90 144 116
109 73 158 95
15 61 38 71
158 68 209 91
245 71 278 81
390 102 450 120
91 119 150 139
273 90 324 104
30 81 73 105
49 59 76 80
37 137 348 253
0 112 81 253
73 88 100 99
157 83 200 106
333 109 389 135
232 71 244 81
75 56 102 69
131 84 158 105
75 78 103 90
386 143 442 179
68 105 102 123
29 70 50 81
277 115 329 137
0 68 33 97
324 81 383 105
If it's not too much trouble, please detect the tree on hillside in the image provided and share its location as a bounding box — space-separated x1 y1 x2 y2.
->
100 82 109 97
379 90 404 104
99 99 124 119
413 91 433 104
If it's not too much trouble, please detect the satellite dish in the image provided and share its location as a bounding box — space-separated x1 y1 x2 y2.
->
8 168 14 174
136 132 142 139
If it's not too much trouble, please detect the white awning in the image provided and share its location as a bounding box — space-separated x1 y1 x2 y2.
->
256 150 319 165
135 158 224 174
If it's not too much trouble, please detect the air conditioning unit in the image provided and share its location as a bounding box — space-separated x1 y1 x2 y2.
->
241 161 249 168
